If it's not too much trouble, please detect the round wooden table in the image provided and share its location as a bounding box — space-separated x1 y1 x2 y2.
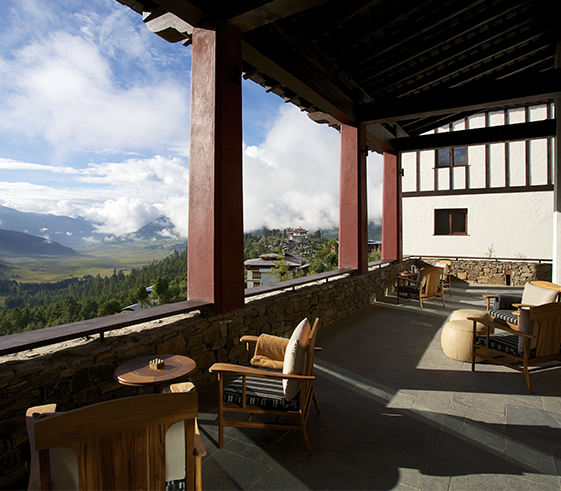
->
114 354 197 389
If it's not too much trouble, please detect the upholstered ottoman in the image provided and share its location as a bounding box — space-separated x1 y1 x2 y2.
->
441 310 493 362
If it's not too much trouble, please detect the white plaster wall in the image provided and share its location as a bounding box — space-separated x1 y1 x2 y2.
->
401 152 416 192
468 145 485 188
402 191 553 259
437 167 449 190
419 150 433 191
453 167 466 189
530 139 548 185
509 141 526 186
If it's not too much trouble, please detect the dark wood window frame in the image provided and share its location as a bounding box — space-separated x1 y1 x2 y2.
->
434 208 468 236
436 147 468 168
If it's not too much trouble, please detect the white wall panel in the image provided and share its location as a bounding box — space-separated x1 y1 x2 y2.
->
401 152 417 192
530 139 548 185
509 141 526 186
402 192 553 258
419 150 434 192
490 143 505 187
468 145 485 188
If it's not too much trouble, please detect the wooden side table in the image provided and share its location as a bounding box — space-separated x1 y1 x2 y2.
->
114 354 197 390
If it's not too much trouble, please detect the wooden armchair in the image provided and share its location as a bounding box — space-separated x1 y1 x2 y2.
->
484 281 561 330
396 266 445 309
26 392 205 491
209 318 320 454
471 302 561 393
436 260 453 296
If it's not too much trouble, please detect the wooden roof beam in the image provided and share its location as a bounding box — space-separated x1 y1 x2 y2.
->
358 69 561 124
390 119 556 152
228 0 332 33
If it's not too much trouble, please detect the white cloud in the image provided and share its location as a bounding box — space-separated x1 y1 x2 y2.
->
243 105 383 232
0 0 191 160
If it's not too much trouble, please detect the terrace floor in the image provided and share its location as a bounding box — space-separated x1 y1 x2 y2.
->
196 283 561 490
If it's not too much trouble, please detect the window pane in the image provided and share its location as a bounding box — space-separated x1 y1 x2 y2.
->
436 211 450 235
453 147 467 165
452 211 466 233
437 149 450 167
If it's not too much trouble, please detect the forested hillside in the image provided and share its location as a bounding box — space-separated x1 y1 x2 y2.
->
0 249 187 336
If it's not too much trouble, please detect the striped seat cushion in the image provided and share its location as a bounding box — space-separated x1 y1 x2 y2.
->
488 309 519 326
475 332 536 358
223 374 301 411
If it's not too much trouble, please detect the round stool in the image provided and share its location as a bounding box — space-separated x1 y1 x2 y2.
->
441 310 494 362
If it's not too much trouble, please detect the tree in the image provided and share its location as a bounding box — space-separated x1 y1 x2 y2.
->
98 299 121 317
269 259 292 282
153 277 170 304
135 285 149 308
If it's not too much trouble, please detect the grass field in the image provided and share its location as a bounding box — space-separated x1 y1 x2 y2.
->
0 239 186 283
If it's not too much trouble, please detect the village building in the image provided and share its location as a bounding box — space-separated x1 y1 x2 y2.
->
245 252 309 288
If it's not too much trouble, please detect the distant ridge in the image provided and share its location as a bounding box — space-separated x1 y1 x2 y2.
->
0 229 77 256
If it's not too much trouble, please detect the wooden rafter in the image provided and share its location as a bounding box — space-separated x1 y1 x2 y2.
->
358 70 561 124
391 119 556 151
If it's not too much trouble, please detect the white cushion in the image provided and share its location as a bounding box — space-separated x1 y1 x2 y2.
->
522 283 558 306
435 261 449 274
282 318 311 400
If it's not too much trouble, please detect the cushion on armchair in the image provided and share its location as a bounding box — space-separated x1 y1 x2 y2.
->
521 283 559 305
251 334 289 370
283 318 311 400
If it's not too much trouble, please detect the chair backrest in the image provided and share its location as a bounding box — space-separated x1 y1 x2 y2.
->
530 302 561 358
420 267 444 297
27 392 199 491
300 318 319 415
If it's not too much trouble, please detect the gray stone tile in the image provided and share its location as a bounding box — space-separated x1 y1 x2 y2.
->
202 448 272 490
450 473 507 490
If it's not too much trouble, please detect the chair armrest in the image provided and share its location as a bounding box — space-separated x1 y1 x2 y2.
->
209 363 315 381
240 335 259 344
511 303 535 309
483 294 498 311
467 317 534 338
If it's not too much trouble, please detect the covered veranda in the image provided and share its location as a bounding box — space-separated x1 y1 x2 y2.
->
116 0 561 314
196 284 561 490
3 0 561 488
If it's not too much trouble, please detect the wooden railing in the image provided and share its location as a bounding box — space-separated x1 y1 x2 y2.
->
0 300 213 357
244 267 357 297
0 262 398 357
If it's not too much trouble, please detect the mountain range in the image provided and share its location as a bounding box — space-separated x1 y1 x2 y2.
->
0 205 181 252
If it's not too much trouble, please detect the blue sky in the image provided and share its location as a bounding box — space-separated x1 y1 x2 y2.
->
0 0 382 240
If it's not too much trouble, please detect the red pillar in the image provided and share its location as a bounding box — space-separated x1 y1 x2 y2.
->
382 152 402 262
339 124 368 274
187 21 244 313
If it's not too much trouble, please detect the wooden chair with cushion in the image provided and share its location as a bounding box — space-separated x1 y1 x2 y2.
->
396 266 445 309
26 392 205 491
209 318 320 454
471 302 561 393
484 281 561 330
435 259 453 296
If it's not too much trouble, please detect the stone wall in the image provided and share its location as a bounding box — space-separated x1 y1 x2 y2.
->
0 260 407 488
422 259 552 286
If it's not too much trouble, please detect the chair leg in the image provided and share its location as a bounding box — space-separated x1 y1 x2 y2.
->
218 377 224 448
312 388 321 413
523 364 534 394
300 414 313 455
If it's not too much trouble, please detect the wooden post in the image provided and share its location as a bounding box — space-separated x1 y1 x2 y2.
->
339 124 368 274
553 41 561 283
382 152 402 262
187 21 244 313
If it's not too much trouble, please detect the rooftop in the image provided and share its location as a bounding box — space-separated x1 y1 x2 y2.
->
196 283 561 490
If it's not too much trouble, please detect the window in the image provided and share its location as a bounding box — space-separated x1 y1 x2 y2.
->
436 147 467 167
435 209 467 235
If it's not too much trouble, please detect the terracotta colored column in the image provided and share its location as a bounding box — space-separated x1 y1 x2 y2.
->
382 152 402 262
187 21 244 313
553 41 561 283
339 123 368 274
